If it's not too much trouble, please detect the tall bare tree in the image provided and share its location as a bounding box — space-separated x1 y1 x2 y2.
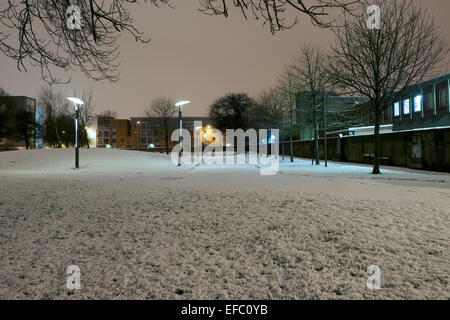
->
146 95 176 154
291 43 327 165
199 0 363 33
255 88 285 130
328 0 447 174
277 64 300 162
38 86 68 147
255 88 291 158
72 89 95 148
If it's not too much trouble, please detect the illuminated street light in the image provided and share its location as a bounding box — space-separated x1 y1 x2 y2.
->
175 101 190 107
67 97 84 169
137 121 141 149
175 100 190 166
67 97 84 106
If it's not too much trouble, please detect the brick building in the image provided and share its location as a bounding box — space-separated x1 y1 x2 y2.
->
0 96 40 149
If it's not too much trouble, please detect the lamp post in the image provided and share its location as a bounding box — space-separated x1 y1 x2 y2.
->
323 92 328 167
67 97 84 169
137 121 141 149
175 100 190 166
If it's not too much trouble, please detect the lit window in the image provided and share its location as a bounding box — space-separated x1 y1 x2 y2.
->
394 102 400 117
414 95 422 112
403 99 410 115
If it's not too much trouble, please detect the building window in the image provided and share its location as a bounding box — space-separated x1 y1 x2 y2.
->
384 108 390 121
394 102 400 117
414 95 422 113
424 90 433 111
437 86 448 110
403 99 410 115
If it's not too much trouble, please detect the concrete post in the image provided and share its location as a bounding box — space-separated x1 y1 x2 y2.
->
421 87 424 118
433 83 437 116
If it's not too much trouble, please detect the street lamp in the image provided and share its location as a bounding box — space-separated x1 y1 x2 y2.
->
67 97 84 169
137 121 141 149
175 100 190 166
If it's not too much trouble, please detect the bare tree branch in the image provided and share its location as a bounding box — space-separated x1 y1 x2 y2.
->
146 95 176 154
0 0 172 84
198 0 363 33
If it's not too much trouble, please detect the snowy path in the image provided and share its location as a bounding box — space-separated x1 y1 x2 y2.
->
0 149 448 299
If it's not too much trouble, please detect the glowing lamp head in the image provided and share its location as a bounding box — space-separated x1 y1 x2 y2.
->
175 100 190 107
67 97 84 110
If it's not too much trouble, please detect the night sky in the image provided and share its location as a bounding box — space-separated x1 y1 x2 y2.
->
0 0 449 118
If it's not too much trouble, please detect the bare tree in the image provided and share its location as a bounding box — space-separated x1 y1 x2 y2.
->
0 1 172 84
255 88 291 157
101 110 117 118
255 88 285 130
328 0 447 174
73 89 96 148
146 95 176 154
290 43 328 165
38 86 68 147
277 64 300 162
199 0 363 33
209 93 256 131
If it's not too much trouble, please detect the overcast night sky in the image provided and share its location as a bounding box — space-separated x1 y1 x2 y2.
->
0 0 449 118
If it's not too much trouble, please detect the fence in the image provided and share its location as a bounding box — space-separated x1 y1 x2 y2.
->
279 127 450 172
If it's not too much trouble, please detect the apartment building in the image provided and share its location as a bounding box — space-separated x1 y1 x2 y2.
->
389 73 450 131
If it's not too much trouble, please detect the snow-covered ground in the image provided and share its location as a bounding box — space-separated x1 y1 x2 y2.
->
0 148 448 299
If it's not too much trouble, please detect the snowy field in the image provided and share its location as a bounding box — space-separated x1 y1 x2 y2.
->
0 148 448 299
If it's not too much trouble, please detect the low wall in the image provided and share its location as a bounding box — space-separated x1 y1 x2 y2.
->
279 128 450 173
